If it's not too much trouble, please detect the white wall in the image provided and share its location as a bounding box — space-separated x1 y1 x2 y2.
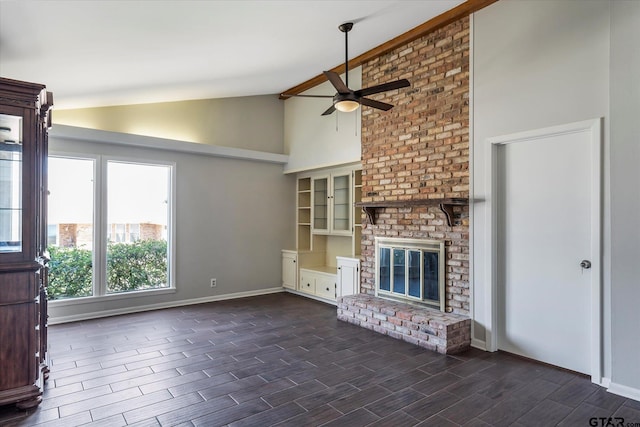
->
48 129 296 321
284 68 362 173
472 0 611 375
610 0 640 397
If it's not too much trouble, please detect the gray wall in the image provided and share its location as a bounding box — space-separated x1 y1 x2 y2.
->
48 135 295 321
610 0 640 394
473 0 640 394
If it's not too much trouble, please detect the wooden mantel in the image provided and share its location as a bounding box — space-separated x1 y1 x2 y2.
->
355 198 468 227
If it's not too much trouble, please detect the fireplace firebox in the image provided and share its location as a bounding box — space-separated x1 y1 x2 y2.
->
375 237 445 311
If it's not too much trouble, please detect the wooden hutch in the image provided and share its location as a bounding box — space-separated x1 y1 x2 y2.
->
0 77 53 408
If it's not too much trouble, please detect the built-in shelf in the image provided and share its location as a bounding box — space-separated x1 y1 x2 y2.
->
355 198 468 227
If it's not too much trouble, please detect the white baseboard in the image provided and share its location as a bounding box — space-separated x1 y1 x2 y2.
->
471 338 487 351
48 287 285 325
608 381 640 402
284 289 337 306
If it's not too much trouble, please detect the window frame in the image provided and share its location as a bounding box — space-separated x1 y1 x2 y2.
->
48 152 176 307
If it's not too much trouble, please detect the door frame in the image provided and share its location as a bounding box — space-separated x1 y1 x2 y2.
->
484 118 603 383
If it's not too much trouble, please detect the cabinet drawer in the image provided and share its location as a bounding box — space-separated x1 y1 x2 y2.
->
299 268 337 300
315 276 335 300
0 271 39 304
299 273 315 294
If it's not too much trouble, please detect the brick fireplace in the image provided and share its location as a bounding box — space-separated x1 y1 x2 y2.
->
357 16 470 316
338 16 470 354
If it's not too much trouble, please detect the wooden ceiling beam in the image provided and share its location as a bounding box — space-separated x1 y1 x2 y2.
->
279 0 499 99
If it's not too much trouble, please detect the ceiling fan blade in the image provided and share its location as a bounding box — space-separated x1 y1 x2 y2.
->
354 79 410 97
360 97 394 111
321 104 336 116
281 94 334 98
323 71 350 94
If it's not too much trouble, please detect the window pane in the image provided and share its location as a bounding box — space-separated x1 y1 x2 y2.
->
379 247 391 292
107 162 170 294
424 251 439 301
47 157 95 299
393 249 405 294
408 250 421 298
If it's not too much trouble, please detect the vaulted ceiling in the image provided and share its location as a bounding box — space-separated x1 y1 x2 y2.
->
0 1 472 109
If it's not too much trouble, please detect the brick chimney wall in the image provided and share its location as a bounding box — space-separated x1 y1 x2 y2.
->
359 17 470 315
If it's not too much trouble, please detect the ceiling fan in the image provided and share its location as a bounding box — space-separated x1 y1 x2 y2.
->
284 22 410 116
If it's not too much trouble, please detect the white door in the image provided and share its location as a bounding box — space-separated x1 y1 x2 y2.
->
495 122 600 375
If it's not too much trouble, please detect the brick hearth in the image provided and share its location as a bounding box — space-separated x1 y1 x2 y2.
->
337 294 471 354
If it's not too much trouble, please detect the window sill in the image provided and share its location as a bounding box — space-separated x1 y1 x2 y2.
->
48 287 176 307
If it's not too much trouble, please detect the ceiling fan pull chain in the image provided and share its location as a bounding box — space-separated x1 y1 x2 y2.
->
354 110 358 136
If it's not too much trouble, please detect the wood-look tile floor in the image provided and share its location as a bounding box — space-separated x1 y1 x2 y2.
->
1 293 638 426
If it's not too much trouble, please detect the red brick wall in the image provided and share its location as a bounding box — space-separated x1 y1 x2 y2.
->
360 17 470 315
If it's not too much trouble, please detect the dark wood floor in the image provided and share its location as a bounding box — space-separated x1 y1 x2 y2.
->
1 293 638 426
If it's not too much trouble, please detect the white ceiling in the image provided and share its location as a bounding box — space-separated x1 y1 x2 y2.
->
0 0 465 110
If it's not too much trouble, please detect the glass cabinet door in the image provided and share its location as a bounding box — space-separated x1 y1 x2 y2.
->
332 174 351 233
0 114 23 253
312 177 328 232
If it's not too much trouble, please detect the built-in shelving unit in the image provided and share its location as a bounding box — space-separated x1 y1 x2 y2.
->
296 177 311 251
356 198 468 227
284 165 362 304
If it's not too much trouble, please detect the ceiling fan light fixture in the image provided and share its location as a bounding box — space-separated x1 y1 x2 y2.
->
335 99 360 112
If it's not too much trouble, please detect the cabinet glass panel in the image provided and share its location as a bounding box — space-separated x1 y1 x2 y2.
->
0 114 23 253
313 177 328 230
332 174 350 231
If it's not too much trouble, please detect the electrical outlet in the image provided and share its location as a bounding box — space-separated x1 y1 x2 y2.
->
210 278 217 288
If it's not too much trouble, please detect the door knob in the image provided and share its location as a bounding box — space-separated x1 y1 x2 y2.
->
580 260 591 269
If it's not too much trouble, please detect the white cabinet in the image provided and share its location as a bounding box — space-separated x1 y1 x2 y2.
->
299 268 336 300
315 275 336 300
281 250 297 290
312 172 352 236
337 257 360 298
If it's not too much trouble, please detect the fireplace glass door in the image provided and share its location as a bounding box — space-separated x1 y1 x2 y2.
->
375 237 445 311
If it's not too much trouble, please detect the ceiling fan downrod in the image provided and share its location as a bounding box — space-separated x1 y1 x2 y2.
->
339 22 353 88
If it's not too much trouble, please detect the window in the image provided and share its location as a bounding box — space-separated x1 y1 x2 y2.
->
106 161 171 294
47 154 174 301
375 237 445 311
48 157 95 298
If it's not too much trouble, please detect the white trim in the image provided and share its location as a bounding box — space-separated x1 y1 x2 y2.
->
607 382 640 402
471 338 486 351
49 286 176 308
485 118 603 383
49 287 285 324
469 12 476 349
284 161 362 178
284 289 337 306
50 124 289 165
